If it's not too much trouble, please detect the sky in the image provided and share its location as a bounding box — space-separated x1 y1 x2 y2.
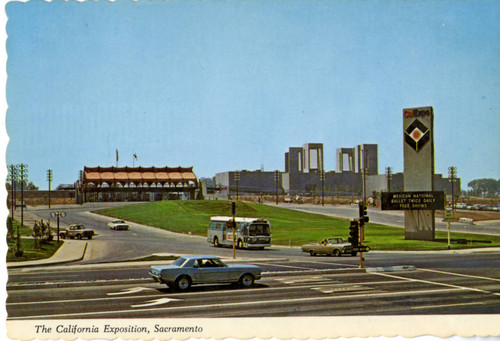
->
3 0 500 190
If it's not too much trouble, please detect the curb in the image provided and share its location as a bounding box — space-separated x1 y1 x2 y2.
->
6 241 88 269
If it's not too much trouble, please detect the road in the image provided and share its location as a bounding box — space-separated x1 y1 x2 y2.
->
7 253 500 319
8 202 500 322
279 203 500 235
25 202 500 263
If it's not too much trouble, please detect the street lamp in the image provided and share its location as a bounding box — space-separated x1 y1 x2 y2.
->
50 211 66 242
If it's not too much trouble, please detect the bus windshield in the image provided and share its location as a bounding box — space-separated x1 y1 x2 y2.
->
248 224 271 236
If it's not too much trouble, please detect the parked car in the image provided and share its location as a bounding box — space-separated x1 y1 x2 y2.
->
59 224 95 240
149 255 262 291
107 219 129 230
301 237 356 257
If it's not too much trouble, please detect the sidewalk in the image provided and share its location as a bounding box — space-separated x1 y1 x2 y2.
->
6 240 88 269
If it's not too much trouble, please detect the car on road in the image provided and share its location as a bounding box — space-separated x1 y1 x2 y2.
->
301 237 356 257
107 219 129 230
149 255 262 291
59 224 95 240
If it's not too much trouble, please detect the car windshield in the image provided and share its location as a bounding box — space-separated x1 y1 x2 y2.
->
248 223 270 236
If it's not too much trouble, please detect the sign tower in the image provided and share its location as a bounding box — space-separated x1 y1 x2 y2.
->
403 106 435 240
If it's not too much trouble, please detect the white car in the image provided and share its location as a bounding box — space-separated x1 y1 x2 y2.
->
107 219 129 230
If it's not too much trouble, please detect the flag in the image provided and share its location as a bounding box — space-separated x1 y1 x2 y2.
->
133 153 138 160
116 149 119 162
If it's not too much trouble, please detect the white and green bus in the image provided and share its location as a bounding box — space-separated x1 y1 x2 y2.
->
207 216 272 249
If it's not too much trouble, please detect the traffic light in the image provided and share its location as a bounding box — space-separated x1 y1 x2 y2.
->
226 220 233 228
348 220 359 246
358 202 369 226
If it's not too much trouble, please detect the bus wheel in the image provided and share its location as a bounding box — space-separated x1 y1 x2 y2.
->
213 237 219 247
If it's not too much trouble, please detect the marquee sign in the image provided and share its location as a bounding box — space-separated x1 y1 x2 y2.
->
382 191 445 211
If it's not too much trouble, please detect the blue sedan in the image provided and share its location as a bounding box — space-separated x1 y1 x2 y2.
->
149 255 262 291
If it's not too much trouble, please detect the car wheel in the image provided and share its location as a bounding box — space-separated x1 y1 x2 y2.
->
213 237 219 247
309 250 316 256
351 251 358 256
239 273 255 288
175 276 191 292
76 234 82 240
87 235 93 240
59 233 66 239
333 249 341 257
237 239 243 249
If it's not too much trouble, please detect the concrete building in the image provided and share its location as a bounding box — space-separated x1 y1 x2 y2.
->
336 144 378 175
205 142 460 200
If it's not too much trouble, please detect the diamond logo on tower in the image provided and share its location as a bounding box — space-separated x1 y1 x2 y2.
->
404 119 430 152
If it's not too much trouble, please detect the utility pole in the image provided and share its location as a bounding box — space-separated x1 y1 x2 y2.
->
274 170 280 205
8 164 19 219
321 169 325 206
17 164 28 257
234 171 240 201
47 169 53 208
385 167 392 193
448 166 457 212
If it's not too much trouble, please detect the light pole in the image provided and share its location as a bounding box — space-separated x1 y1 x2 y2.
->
448 166 457 211
47 169 53 208
50 211 66 243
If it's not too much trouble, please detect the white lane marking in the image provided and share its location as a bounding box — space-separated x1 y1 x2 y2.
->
9 287 463 319
8 277 151 288
374 272 500 297
7 294 163 306
107 287 156 296
410 301 485 310
131 298 180 308
420 268 500 282
262 263 319 270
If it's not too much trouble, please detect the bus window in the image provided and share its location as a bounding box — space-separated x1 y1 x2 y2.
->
249 224 270 236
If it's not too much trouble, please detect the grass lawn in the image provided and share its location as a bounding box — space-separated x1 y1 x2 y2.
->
96 200 500 251
6 219 63 262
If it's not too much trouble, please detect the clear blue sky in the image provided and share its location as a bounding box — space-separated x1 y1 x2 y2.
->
4 0 499 190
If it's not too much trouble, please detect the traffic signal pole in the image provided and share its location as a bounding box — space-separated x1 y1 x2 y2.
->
232 202 236 259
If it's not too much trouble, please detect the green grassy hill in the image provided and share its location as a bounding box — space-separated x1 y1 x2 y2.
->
96 200 500 250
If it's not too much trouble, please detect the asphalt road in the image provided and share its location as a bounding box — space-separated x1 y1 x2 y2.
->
280 203 500 235
7 254 500 319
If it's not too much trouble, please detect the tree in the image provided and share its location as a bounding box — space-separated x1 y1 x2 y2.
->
6 180 38 191
467 178 500 197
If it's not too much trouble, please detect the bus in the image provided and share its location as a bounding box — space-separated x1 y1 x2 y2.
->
207 216 272 249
